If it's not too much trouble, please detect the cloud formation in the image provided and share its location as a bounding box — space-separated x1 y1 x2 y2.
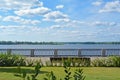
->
43 11 69 22
99 1 120 13
15 7 50 16
91 21 117 26
0 0 43 10
0 15 2 19
56 5 64 9
3 16 40 25
92 1 102 6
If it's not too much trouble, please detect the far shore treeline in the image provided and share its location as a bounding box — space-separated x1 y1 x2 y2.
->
0 41 120 45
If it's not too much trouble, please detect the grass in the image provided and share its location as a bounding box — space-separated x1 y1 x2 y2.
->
0 67 120 80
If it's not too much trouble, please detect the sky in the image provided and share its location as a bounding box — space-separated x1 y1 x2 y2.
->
0 0 120 42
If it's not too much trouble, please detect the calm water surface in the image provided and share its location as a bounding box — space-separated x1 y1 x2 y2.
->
0 44 120 49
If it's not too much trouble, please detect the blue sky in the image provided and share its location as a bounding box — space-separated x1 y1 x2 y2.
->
0 0 120 42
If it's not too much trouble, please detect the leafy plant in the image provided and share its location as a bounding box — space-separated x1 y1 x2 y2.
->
63 59 72 80
44 71 57 80
14 62 41 80
73 69 85 80
14 64 22 77
31 62 41 80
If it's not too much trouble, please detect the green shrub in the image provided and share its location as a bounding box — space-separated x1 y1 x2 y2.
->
25 58 42 67
0 53 26 66
91 58 108 67
91 56 120 67
108 56 120 67
49 57 90 67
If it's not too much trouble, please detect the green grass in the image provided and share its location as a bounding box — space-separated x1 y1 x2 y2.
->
0 67 120 80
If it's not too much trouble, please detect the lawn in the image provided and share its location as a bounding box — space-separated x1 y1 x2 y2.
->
0 67 120 80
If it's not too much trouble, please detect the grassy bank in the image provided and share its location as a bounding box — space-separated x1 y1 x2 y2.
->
0 67 120 80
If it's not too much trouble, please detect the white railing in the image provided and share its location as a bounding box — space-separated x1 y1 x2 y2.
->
0 49 120 57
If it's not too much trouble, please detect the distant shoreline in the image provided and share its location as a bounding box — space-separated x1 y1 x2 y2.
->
0 41 120 45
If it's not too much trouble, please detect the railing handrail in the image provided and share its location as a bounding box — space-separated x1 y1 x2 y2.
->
0 48 120 50
0 48 120 57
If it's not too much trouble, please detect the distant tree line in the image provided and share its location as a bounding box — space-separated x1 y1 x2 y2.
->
65 42 120 44
0 41 120 45
0 41 63 45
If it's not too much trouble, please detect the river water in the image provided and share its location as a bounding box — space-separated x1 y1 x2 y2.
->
0 44 120 49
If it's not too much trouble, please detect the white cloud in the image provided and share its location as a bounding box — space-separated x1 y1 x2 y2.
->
67 20 117 27
109 22 117 26
0 25 25 30
92 1 102 6
50 25 62 29
3 16 40 25
0 25 53 41
91 21 117 26
15 7 50 16
0 0 43 10
53 30 96 40
0 25 27 35
50 24 74 29
99 1 120 13
0 15 2 19
43 11 69 22
1 26 43 33
49 20 117 31
55 18 70 22
56 5 64 9
0 20 119 41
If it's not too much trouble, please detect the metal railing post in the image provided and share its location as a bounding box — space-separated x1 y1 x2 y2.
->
54 49 58 57
78 49 81 57
101 49 106 57
30 49 34 57
7 49 11 55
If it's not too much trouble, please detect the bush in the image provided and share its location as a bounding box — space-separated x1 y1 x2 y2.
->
91 58 106 67
91 56 120 67
25 58 42 67
0 53 26 66
108 56 120 67
78 58 90 67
